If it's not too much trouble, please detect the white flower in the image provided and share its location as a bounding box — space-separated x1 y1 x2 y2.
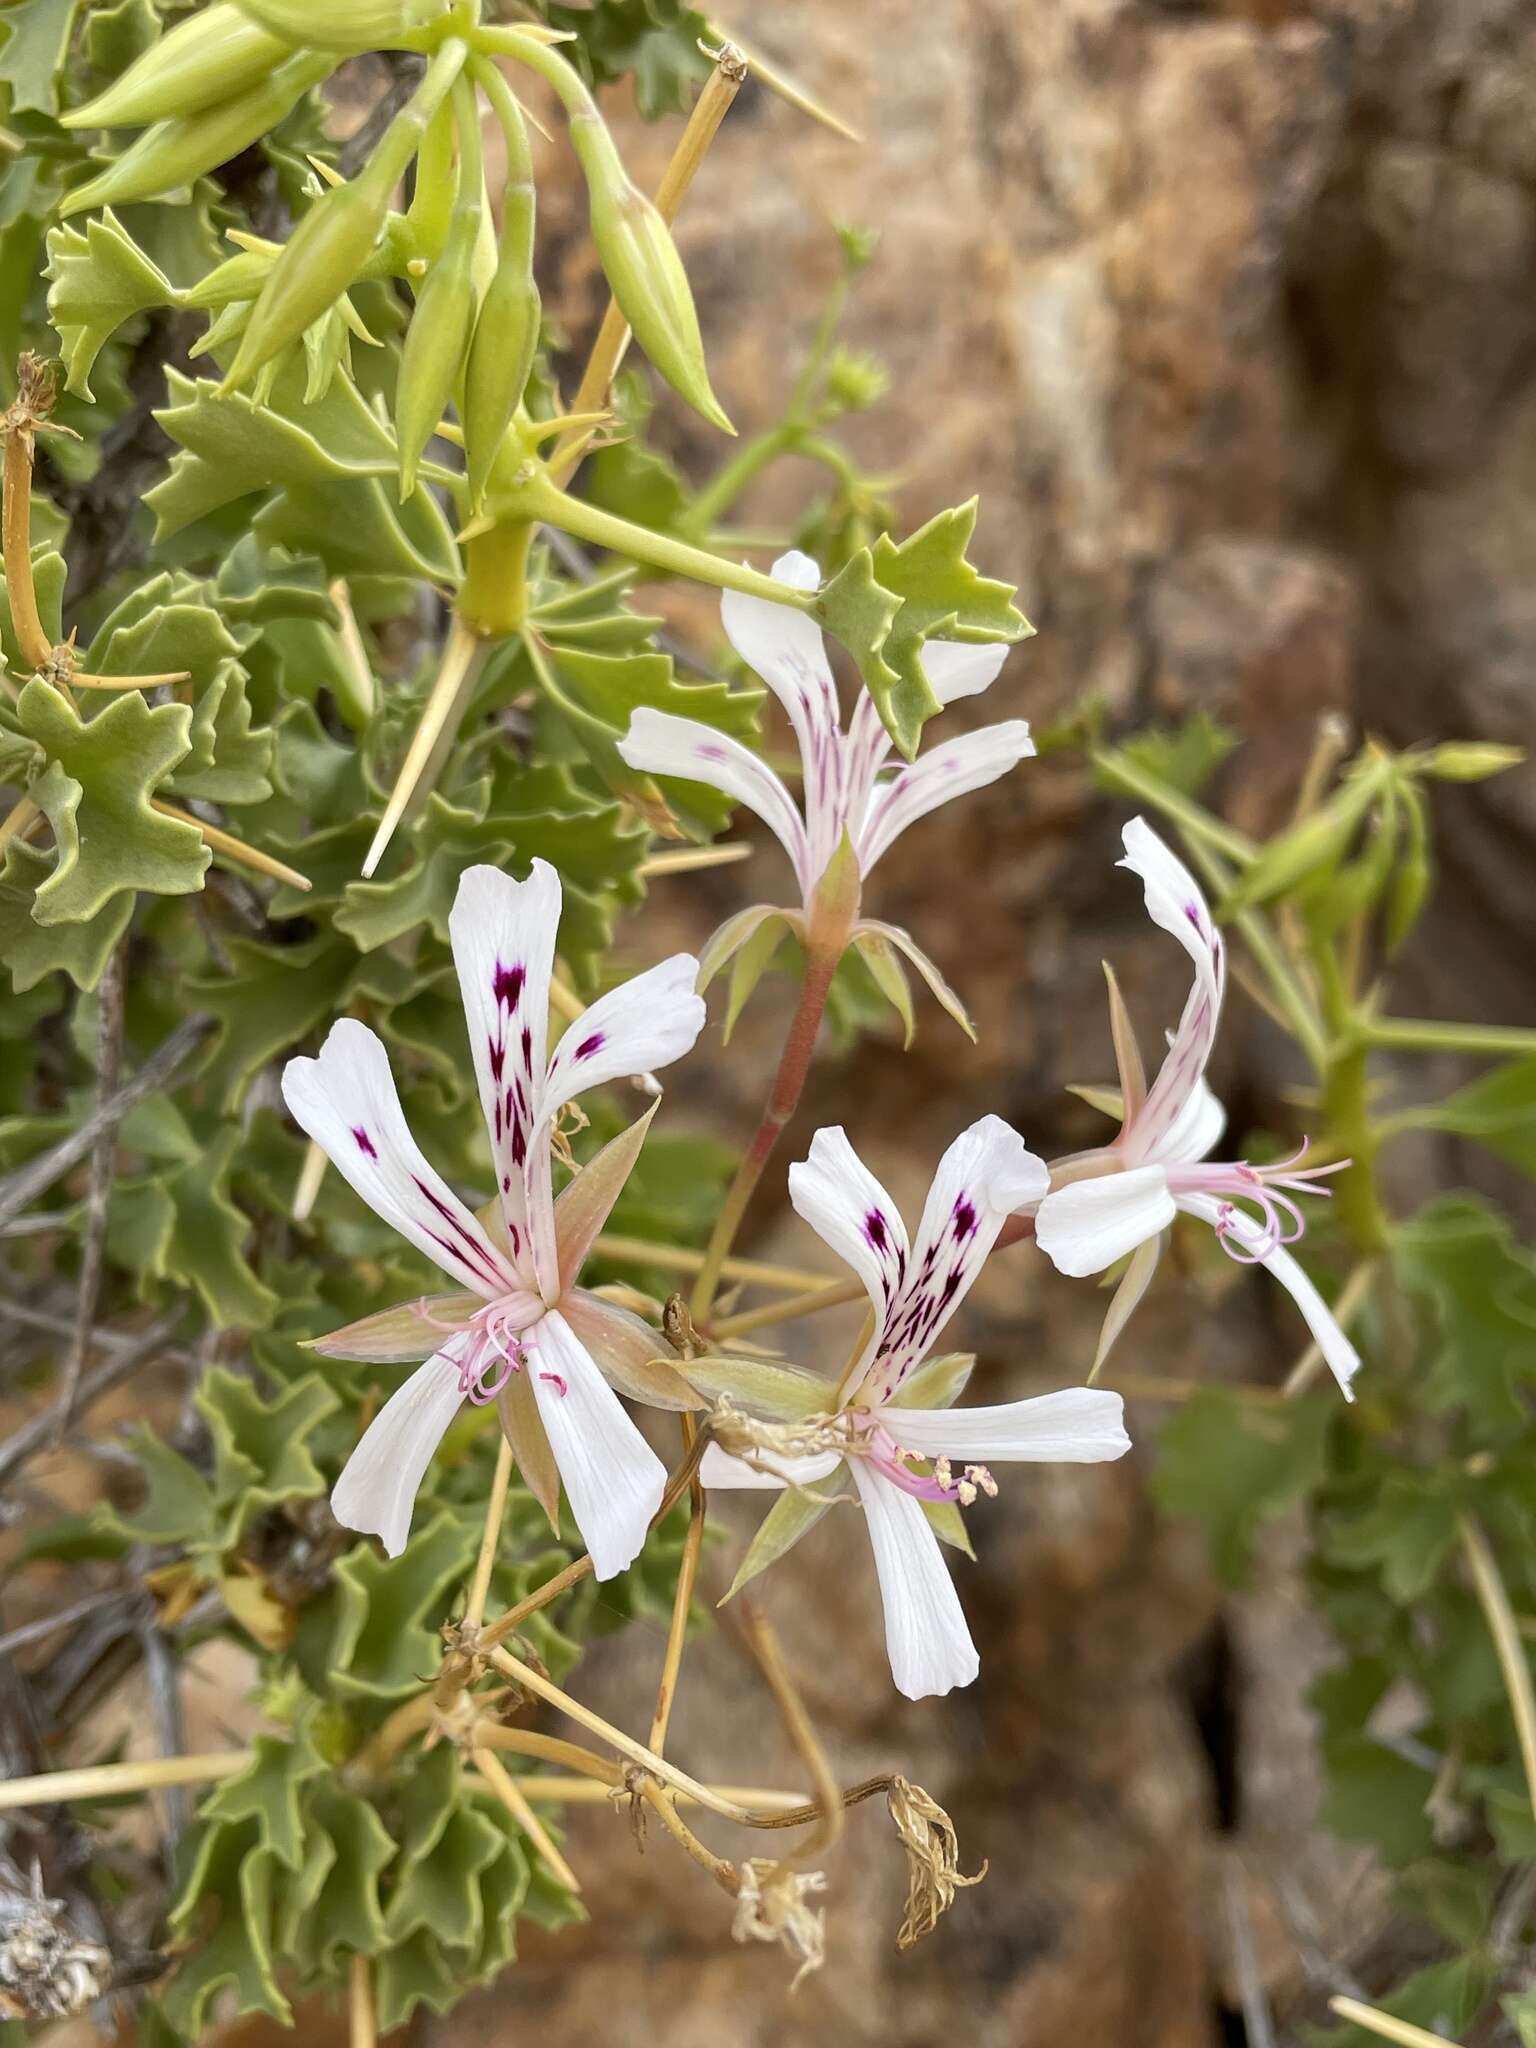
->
616 551 1036 1030
1032 818 1360 1396
703 1118 1131 1700
281 859 707 1575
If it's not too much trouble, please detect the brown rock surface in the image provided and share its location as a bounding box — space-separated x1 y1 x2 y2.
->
465 2 1536 2040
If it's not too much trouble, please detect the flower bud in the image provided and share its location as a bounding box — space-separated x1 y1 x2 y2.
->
462 179 539 507
1418 741 1526 782
568 111 731 435
223 38 466 390
59 51 333 217
232 0 452 53
394 74 482 497
61 3 292 129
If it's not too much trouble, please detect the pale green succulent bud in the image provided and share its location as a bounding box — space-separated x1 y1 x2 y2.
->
568 111 732 435
231 0 455 54
59 52 333 217
223 38 466 389
61 3 292 129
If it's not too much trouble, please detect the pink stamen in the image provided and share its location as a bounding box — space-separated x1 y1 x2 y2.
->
864 1423 996 1508
539 1371 568 1399
1172 1141 1350 1262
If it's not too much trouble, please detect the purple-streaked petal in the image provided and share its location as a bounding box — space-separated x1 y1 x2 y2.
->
1179 1193 1360 1399
890 1387 1131 1464
1117 818 1227 1162
618 709 812 897
921 640 1011 704
862 1117 1049 1404
525 1310 667 1579
305 1294 481 1363
331 1347 467 1557
448 861 558 1285
282 1018 516 1299
562 1290 701 1412
787 1126 910 1379
850 1461 978 1700
1034 1165 1177 1277
542 952 705 1124
700 1443 842 1490
855 721 1035 875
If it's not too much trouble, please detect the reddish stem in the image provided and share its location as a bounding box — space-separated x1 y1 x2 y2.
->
689 943 841 1321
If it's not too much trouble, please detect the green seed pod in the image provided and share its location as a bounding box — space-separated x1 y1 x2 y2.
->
224 38 467 390
59 51 333 217
568 111 731 434
395 75 482 498
463 181 539 507
232 0 450 54
62 3 293 129
405 96 457 262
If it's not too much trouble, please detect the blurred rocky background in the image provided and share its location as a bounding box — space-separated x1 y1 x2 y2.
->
12 2 1536 2041
453 2 1535 2042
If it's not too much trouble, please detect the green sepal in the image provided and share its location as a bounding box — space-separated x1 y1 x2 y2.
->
886 1351 974 1411
721 1475 839 1603
681 1355 832 1420
922 1497 974 1559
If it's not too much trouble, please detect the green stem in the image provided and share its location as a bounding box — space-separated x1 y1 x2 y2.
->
460 518 534 635
1321 1038 1389 1252
473 26 597 119
471 55 534 183
1363 1017 1536 1059
515 473 817 611
1088 747 1256 864
684 424 798 535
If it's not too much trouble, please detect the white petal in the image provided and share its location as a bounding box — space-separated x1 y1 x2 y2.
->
543 953 705 1122
700 1443 841 1491
282 1018 515 1297
719 554 839 765
921 640 1011 705
448 862 559 1284
864 1117 1049 1403
618 709 811 896
331 1348 466 1557
856 722 1035 875
850 1462 978 1700
1034 1166 1177 1277
1159 1075 1226 1165
525 1311 666 1579
891 1387 1131 1463
1117 818 1228 1161
787 1126 910 1379
1180 1194 1360 1399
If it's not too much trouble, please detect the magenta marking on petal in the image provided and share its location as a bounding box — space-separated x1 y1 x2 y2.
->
698 742 727 762
511 1124 527 1167
952 1196 977 1240
520 1025 532 1071
489 1037 505 1082
539 1371 568 1398
864 1208 889 1250
351 1126 377 1160
493 961 525 1011
411 1176 505 1289
574 1031 605 1060
502 1174 511 1193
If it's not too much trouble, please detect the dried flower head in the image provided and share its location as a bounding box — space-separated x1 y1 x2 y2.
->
885 1776 987 1951
730 1857 827 1988
0 1869 112 2021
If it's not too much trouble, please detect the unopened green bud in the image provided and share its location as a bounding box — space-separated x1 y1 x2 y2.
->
59 51 333 217
463 182 539 507
224 38 466 389
62 3 292 129
232 0 452 54
825 347 888 413
395 74 482 498
1384 787 1432 954
1418 741 1525 782
569 112 732 435
1225 767 1384 911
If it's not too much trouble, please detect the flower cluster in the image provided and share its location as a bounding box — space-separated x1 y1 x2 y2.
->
285 569 1357 1700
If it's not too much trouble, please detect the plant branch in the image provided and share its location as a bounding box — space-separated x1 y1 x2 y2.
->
53 939 126 1440
1325 1998 1464 2048
471 1745 583 1894
0 1015 212 1232
1460 1513 1536 1822
0 1310 185 1491
0 1748 249 1811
